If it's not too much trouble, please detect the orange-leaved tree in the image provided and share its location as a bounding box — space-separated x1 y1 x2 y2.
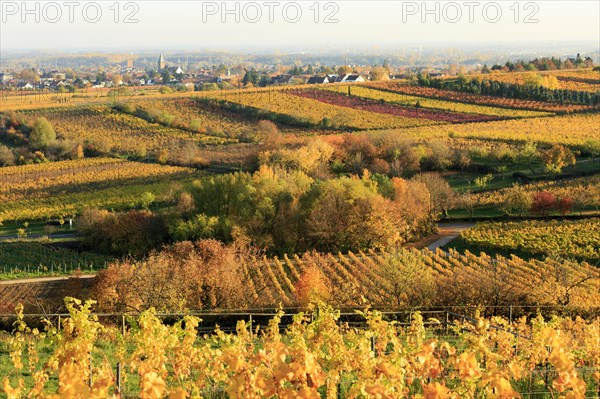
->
294 264 330 306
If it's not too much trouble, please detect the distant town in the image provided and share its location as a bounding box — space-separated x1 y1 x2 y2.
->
1 52 595 93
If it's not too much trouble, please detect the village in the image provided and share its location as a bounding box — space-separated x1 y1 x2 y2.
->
0 53 452 93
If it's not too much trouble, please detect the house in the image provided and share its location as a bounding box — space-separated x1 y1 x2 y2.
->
17 82 35 90
133 78 146 85
327 74 340 83
0 72 14 83
307 76 329 84
167 66 184 75
196 75 219 84
182 78 200 89
340 74 365 83
272 75 294 85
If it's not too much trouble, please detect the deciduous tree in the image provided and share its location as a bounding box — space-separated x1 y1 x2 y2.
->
94 240 252 312
541 144 576 174
500 185 532 217
531 191 556 217
29 117 56 150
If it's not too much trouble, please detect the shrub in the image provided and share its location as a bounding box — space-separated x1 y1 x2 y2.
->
531 191 557 217
78 209 167 257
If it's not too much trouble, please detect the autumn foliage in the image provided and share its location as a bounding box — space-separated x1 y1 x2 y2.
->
2 300 599 399
93 240 252 312
293 264 330 306
78 209 168 257
531 191 574 217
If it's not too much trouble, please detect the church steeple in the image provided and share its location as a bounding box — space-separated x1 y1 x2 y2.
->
158 53 166 70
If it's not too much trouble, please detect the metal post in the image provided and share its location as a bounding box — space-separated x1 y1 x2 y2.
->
116 362 122 395
89 353 93 387
371 336 377 357
445 312 449 335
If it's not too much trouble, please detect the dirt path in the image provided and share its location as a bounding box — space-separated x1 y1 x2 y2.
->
0 233 77 242
426 222 474 251
0 274 95 285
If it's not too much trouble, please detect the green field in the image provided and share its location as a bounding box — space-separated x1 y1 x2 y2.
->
448 218 600 262
0 242 112 279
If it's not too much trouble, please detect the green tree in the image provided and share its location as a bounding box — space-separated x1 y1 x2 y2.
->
491 144 516 178
29 117 56 149
474 174 493 190
139 191 156 209
242 69 260 86
519 141 540 173
499 185 532 216
161 70 172 83
380 250 435 307
300 177 404 252
582 139 600 161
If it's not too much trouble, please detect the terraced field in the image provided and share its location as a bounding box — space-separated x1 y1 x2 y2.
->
13 105 235 156
368 112 600 146
240 247 600 308
0 242 112 278
451 219 600 262
210 90 441 129
325 85 550 118
293 89 502 123
0 158 199 221
2 247 598 313
473 174 600 209
125 97 256 137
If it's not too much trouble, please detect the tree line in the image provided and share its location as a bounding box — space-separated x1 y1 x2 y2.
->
418 75 599 106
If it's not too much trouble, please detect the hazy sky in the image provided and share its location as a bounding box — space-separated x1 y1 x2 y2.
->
1 0 599 51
